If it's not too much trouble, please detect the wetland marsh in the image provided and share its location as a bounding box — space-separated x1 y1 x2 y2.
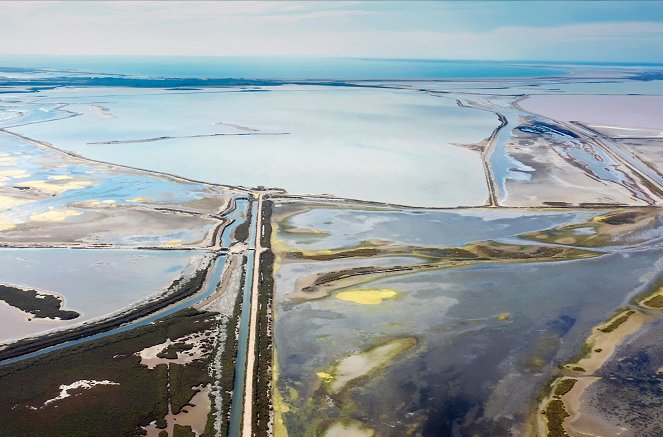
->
271 201 663 436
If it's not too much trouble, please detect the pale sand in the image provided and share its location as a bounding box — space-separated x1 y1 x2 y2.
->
79 199 116 207
323 420 375 437
569 310 647 375
137 330 214 370
504 135 653 207
324 337 416 394
564 377 630 437
30 208 82 222
127 196 151 203
0 169 30 179
17 179 94 195
47 175 73 181
0 195 28 209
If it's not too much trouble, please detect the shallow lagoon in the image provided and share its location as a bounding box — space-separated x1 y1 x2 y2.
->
272 205 663 436
276 204 599 250
0 248 204 344
8 86 499 207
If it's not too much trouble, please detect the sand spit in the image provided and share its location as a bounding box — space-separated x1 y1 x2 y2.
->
87 131 290 145
537 280 663 436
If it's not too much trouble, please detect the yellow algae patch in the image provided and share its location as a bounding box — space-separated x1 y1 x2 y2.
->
323 420 375 437
30 208 82 222
17 179 93 195
48 175 73 181
163 239 182 246
323 337 416 394
497 312 511 321
127 196 150 203
271 223 294 255
273 349 290 437
0 195 27 210
316 372 334 382
336 288 397 305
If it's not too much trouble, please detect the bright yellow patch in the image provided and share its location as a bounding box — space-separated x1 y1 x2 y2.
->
127 196 150 203
336 288 397 305
497 312 511 321
272 348 290 437
316 372 334 382
163 239 182 246
30 208 82 222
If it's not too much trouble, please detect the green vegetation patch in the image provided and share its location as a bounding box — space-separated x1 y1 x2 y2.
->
0 283 79 320
0 308 217 437
232 199 252 243
553 379 577 397
254 248 275 437
157 342 194 360
644 295 663 308
174 424 196 437
599 310 635 333
542 399 570 437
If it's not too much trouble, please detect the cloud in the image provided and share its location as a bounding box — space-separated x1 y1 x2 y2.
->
0 1 661 62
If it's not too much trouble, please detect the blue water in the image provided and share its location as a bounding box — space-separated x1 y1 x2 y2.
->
228 252 255 437
0 254 227 366
228 198 258 437
220 198 250 248
0 56 568 80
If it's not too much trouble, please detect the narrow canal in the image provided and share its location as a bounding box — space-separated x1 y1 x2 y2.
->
228 200 258 437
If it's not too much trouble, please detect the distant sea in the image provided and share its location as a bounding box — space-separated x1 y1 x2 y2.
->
0 56 571 79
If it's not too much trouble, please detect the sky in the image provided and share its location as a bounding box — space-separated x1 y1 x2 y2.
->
1 1 663 62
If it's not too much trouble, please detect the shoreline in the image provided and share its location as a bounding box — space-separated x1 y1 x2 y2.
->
0 255 217 363
536 279 663 436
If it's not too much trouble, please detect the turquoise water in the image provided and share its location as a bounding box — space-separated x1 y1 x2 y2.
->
0 56 568 80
